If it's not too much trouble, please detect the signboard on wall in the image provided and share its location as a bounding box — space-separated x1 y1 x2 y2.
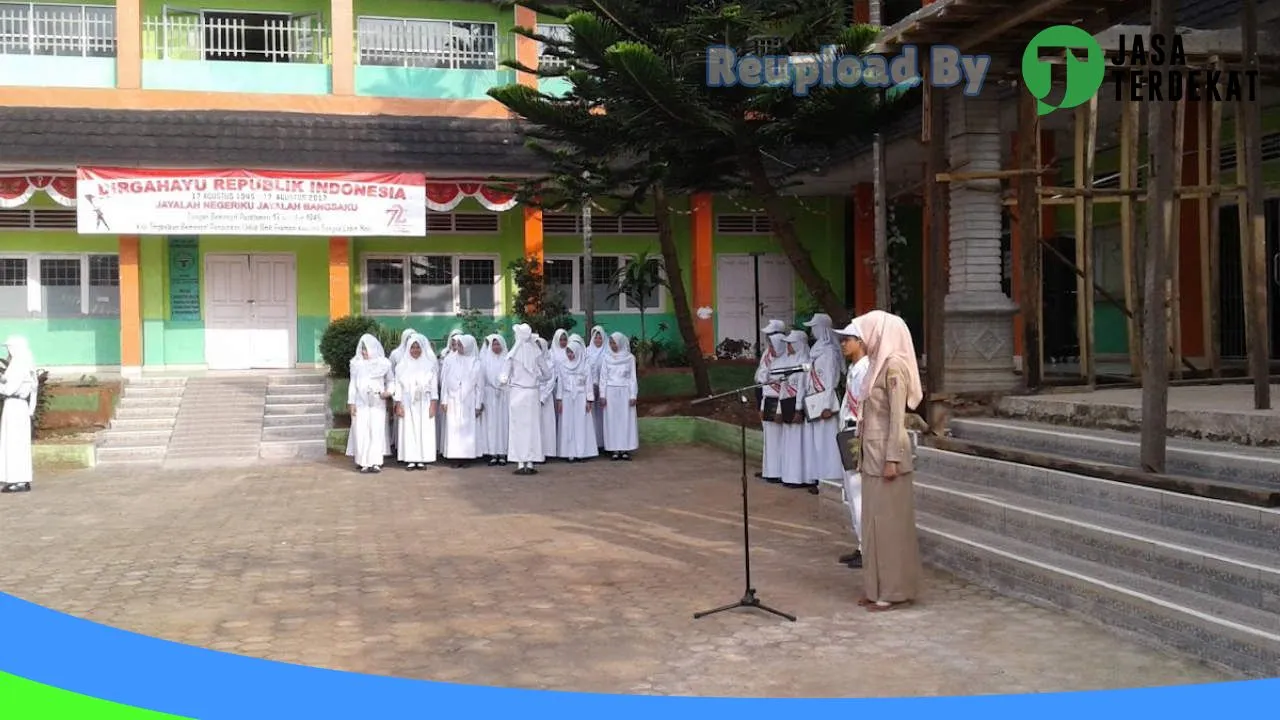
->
168 236 201 322
75 167 427 236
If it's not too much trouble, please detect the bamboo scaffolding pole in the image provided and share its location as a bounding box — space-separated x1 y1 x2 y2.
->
1169 96 1186 379
1075 98 1099 384
1120 77 1142 379
1205 57 1225 378
923 73 949 419
1017 85 1043 389
1240 0 1270 409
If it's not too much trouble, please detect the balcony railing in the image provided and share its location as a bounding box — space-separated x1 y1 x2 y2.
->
355 17 508 70
143 14 330 64
0 2 116 57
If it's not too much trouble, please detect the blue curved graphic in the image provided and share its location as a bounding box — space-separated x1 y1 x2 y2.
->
0 591 1274 719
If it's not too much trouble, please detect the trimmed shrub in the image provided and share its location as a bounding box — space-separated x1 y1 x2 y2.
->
319 315 381 378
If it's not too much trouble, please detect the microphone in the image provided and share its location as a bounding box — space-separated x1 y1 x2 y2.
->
767 363 811 376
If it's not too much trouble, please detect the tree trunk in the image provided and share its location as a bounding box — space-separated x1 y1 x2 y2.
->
652 182 712 396
736 137 850 326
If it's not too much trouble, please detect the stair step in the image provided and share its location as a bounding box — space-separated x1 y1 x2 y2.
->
266 393 325 405
916 446 1280 554
121 386 185 399
128 377 187 387
267 375 325 384
116 396 182 409
259 438 327 460
263 413 326 428
262 424 325 441
915 473 1280 623
109 417 175 431
95 445 167 462
114 406 180 420
163 449 261 462
267 383 325 395
98 429 173 447
949 418 1280 492
264 403 326 417
917 513 1280 677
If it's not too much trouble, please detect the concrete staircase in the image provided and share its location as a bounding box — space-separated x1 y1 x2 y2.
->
259 373 327 460
915 418 1280 677
95 377 185 466
163 376 268 468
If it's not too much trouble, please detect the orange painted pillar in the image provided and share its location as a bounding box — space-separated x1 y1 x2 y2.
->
1178 101 1205 359
691 193 715 357
853 0 870 23
515 7 538 88
331 0 355 95
853 183 876 314
116 0 140 89
523 205 544 265
119 236 142 371
329 237 351 319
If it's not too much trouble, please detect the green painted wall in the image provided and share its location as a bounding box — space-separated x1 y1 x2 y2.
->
0 232 122 367
139 236 328 367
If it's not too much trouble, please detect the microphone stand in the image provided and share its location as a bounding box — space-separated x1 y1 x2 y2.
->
690 381 797 622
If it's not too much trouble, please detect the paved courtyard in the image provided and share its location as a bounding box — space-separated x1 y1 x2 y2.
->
0 445 1229 697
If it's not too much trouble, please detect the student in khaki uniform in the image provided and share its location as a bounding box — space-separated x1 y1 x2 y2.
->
848 310 924 612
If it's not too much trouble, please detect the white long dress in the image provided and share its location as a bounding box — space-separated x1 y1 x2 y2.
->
347 333 393 469
841 355 871 545
536 338 558 459
0 336 37 488
773 337 808 487
755 336 784 480
503 328 548 464
805 341 846 483
437 328 462 457
394 335 438 464
585 325 608 448
479 334 510 459
387 328 416 453
557 341 598 459
600 332 639 453
441 335 482 460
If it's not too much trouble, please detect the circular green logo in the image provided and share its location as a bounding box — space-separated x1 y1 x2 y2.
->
1021 25 1105 116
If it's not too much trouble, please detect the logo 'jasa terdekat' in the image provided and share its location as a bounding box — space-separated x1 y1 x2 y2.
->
1111 33 1258 103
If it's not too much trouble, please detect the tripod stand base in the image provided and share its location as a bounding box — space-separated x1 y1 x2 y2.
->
693 588 797 622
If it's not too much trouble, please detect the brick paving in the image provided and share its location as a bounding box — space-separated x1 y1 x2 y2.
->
0 446 1229 697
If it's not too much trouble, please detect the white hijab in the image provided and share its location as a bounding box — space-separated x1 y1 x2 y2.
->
562 337 587 374
605 332 633 367
482 333 509 383
395 333 437 385
804 313 839 360
349 334 391 392
508 323 541 375
388 328 416 366
586 325 608 365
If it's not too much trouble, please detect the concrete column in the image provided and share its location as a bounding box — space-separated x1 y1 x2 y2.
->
942 91 1020 392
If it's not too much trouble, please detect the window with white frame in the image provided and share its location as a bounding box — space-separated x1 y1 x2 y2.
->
0 3 116 57
356 17 497 70
536 23 569 69
543 254 662 313
363 254 499 315
0 253 119 319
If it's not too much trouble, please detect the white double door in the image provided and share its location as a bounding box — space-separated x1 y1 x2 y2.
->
204 254 297 371
715 253 794 357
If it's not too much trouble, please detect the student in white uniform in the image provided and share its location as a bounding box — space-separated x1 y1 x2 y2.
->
755 319 788 484
585 325 609 449
440 334 483 469
0 336 38 494
775 330 811 490
833 319 871 569
803 313 847 488
393 333 438 470
599 332 639 460
436 328 462 455
534 335 559 461
346 333 394 474
479 333 510 466
501 323 550 475
556 337 598 462
386 328 418 458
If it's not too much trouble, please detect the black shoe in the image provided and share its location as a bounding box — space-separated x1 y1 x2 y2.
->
838 551 861 564
620 452 632 461
807 485 820 495
498 457 508 466
452 462 467 469
764 477 783 484
845 555 864 569
371 466 382 473
2 482 31 493
528 467 539 475
358 467 371 474
487 457 499 466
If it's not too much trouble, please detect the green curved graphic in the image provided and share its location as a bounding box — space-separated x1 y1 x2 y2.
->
1021 25 1106 116
0 671 192 719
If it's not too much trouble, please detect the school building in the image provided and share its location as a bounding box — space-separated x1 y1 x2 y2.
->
0 0 858 374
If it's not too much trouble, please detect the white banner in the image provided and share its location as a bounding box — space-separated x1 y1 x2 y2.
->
76 168 427 236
